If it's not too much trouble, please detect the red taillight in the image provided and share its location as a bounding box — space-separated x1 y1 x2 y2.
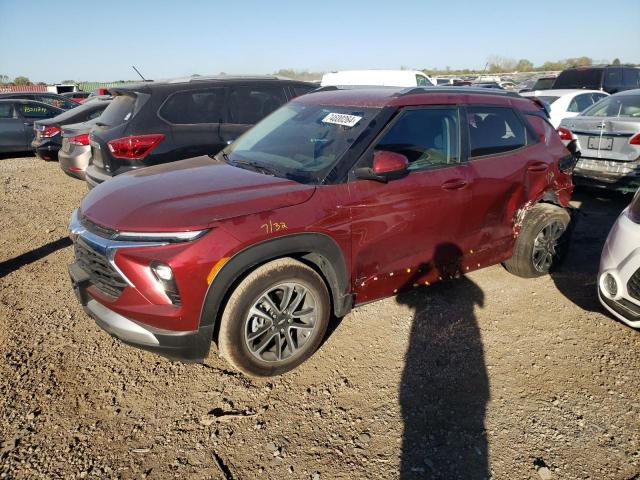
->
41 126 61 138
557 127 573 141
69 133 90 146
630 133 640 145
107 134 165 159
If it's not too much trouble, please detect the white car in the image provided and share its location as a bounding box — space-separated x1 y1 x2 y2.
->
521 89 609 128
320 70 435 88
598 189 640 328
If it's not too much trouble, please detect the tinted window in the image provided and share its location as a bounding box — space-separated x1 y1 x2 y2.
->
0 103 15 119
553 68 604 90
467 107 527 157
623 68 640 88
228 86 287 124
99 94 135 126
604 68 623 89
291 85 316 98
19 103 58 119
160 88 226 124
532 78 555 90
376 108 459 171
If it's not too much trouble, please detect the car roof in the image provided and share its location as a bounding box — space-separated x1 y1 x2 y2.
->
111 75 315 94
296 86 539 111
0 98 64 109
611 88 640 97
521 89 607 97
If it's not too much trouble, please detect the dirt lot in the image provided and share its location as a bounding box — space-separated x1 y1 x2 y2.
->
0 155 639 480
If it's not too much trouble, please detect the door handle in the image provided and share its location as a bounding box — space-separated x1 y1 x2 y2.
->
527 162 548 173
441 178 468 191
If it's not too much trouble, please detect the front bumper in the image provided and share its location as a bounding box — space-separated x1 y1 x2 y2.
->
598 208 640 328
69 261 214 361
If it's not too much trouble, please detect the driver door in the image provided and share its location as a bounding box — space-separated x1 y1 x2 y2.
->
346 106 473 303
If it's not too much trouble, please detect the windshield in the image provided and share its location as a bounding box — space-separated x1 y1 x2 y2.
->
224 102 380 184
533 78 555 90
553 68 603 89
581 94 640 118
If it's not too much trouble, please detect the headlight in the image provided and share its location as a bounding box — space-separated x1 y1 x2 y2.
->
602 273 618 298
150 261 181 305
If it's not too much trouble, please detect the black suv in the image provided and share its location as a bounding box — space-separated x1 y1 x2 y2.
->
85 76 317 188
553 65 640 94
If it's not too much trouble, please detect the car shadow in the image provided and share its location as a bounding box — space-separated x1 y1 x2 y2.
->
551 187 631 312
0 151 34 160
0 237 72 279
396 243 489 479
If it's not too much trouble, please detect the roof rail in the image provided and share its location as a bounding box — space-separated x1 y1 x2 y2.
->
395 86 522 98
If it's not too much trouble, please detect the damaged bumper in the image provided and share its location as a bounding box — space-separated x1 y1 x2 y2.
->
573 158 640 193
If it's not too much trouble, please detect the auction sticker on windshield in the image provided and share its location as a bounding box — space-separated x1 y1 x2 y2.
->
322 113 362 127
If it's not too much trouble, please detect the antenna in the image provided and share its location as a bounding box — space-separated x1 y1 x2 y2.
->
132 65 147 81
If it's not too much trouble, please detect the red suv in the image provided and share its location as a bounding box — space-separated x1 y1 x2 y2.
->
69 87 575 376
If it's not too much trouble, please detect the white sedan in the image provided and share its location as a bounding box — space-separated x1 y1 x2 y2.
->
599 189 640 328
521 89 609 128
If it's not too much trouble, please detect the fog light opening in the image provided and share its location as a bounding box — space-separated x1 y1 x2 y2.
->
603 273 618 298
150 261 181 305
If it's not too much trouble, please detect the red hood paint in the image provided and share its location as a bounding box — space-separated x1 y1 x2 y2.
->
80 156 316 231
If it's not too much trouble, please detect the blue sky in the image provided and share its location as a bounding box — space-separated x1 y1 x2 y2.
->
1 0 638 83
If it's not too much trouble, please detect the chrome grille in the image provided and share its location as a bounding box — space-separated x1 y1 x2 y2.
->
74 239 126 298
80 215 117 239
628 269 640 302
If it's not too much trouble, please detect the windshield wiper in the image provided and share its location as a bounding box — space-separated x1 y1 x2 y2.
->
230 159 283 177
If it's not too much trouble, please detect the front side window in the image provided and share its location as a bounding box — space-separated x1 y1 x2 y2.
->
374 108 459 171
604 68 623 88
38 95 76 109
0 103 15 119
291 85 316 98
416 75 429 87
623 68 640 88
160 88 226 124
228 86 287 124
467 107 527 157
581 94 640 118
225 102 380 183
19 103 58 119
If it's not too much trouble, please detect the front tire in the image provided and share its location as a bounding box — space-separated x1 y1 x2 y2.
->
217 258 330 377
503 203 571 278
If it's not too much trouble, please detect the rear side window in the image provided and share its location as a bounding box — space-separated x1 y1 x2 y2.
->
99 95 135 126
38 95 76 110
375 107 459 171
0 103 15 118
228 86 287 124
160 87 226 124
604 68 623 89
19 103 58 119
467 107 527 157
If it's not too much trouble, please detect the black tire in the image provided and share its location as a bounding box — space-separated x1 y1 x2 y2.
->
217 258 330 377
503 203 571 278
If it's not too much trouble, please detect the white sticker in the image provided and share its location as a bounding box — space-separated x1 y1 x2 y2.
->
124 112 132 121
322 112 362 128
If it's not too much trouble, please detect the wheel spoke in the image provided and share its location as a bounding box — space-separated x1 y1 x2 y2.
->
259 292 280 314
252 330 277 354
249 306 273 322
247 323 272 342
288 287 307 314
285 328 297 354
279 284 294 312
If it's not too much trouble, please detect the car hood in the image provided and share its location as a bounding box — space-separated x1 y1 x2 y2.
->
80 156 316 231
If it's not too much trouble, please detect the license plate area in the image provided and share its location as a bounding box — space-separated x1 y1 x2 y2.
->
588 136 613 151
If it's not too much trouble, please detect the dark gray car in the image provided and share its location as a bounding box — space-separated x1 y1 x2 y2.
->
0 99 64 154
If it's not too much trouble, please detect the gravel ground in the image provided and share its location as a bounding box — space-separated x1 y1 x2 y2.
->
0 155 639 480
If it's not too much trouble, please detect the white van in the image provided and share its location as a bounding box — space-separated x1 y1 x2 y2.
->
320 70 435 88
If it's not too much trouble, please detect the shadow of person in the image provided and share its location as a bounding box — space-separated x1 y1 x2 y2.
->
551 187 631 312
397 243 489 479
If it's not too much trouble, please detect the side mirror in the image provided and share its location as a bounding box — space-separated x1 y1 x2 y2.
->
355 150 409 183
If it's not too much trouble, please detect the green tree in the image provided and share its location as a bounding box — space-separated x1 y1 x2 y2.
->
516 59 534 72
13 76 31 85
0 74 9 84
612 58 621 65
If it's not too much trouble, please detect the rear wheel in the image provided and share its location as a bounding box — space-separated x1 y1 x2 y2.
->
503 203 571 278
217 258 330 377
